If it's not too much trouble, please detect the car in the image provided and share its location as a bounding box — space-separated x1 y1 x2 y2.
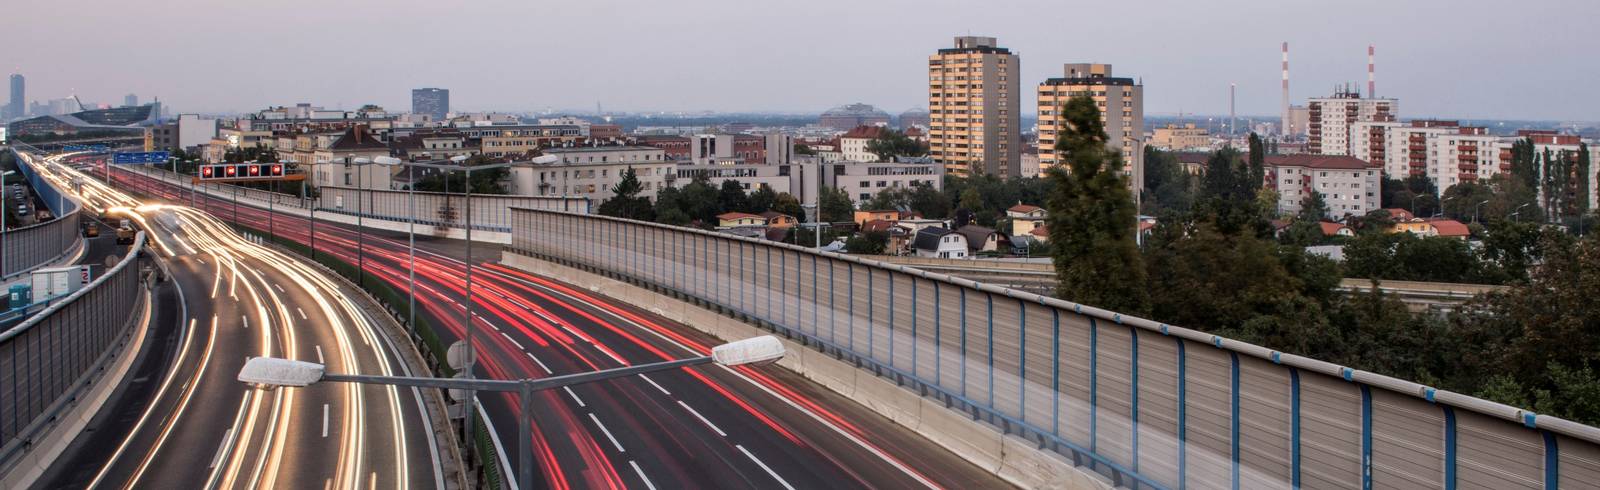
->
83 222 99 237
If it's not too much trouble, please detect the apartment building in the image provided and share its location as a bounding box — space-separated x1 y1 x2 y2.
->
1037 63 1144 188
928 36 1021 177
820 161 945 206
839 125 887 162
1380 120 1463 180
1428 126 1506 189
688 134 766 165
1150 123 1207 151
1264 154 1382 218
1348 119 1402 166
1307 89 1397 155
509 146 674 201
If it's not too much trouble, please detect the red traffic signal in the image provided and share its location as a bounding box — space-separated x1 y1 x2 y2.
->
202 166 214 177
270 164 284 176
248 165 261 176
225 166 237 177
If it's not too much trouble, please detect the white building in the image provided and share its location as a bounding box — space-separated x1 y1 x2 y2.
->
839 126 886 162
1427 127 1507 190
1307 90 1397 156
1264 154 1382 218
509 146 673 201
912 227 968 259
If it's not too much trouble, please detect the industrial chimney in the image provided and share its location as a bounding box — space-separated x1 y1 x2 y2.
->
1281 42 1290 136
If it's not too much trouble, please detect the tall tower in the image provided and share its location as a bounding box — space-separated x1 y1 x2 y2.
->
7 74 23 120
928 36 1021 177
1367 44 1376 98
1281 42 1290 137
410 88 450 120
1229 82 1236 137
1036 63 1144 193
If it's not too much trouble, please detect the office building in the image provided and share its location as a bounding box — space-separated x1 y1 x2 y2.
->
510 146 674 201
1150 123 1209 151
1307 88 1397 155
765 133 796 165
124 94 138 107
1036 63 1144 186
929 36 1021 177
411 88 450 120
7 74 23 120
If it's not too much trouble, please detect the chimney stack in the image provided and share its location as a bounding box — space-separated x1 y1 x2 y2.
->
1367 44 1376 98
1281 42 1290 136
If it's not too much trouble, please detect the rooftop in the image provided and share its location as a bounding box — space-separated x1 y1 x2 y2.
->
1263 154 1379 170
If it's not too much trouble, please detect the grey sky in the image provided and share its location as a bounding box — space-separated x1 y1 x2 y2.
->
9 0 1598 120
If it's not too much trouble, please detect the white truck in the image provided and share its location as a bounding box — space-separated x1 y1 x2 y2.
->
31 265 92 300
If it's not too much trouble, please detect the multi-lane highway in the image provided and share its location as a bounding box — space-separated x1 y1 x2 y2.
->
26 154 447 490
114 165 1007 489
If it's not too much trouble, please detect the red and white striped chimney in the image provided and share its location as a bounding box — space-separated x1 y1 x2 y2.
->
1367 44 1376 98
1281 42 1290 135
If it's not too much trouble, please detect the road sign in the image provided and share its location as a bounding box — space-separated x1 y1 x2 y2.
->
198 163 291 182
112 151 171 164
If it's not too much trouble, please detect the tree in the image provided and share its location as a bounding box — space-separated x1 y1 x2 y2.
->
1142 146 1197 216
1247 133 1266 191
794 143 817 156
747 186 777 214
717 179 750 215
818 186 854 223
845 230 888 254
864 129 928 161
596 167 655 220
1046 95 1148 313
1281 191 1330 247
1509 137 1539 191
771 192 806 222
1198 147 1266 236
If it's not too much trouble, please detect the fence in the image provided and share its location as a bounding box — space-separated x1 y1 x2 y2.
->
508 207 1600 489
3 151 84 279
0 232 147 467
318 186 587 233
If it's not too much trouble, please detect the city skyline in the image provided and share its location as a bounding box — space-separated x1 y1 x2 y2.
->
6 0 1599 120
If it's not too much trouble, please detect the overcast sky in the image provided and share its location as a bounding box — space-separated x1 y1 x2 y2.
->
9 0 1598 120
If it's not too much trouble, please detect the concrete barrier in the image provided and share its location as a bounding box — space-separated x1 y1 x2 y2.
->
500 250 1109 489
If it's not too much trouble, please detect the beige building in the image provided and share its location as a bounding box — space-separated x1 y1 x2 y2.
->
1036 63 1145 191
1265 154 1382 218
1150 123 1208 151
1307 89 1397 156
509 146 674 202
928 36 1021 177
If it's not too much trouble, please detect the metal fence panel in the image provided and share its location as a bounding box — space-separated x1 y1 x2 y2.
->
503 208 1600 490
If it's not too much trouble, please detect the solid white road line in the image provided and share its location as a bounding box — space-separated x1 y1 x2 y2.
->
241 315 249 329
322 404 330 438
677 401 726 437
209 429 235 469
274 283 285 293
589 414 624 453
297 307 307 320
525 352 553 374
562 387 586 407
639 374 671 396
737 445 796 490
499 330 525 350
628 461 657 490
315 345 325 364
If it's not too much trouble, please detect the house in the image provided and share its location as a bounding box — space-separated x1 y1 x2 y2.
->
760 211 797 229
839 125 888 162
913 227 968 258
853 209 901 225
716 212 766 229
1006 203 1047 238
863 219 912 253
1029 225 1050 243
1390 217 1471 239
1384 208 1415 221
895 218 946 235
1319 222 1354 237
955 225 1006 253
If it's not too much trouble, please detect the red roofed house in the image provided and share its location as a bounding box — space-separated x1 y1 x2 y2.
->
1264 154 1382 219
1319 222 1354 237
1006 203 1047 238
716 212 766 229
1383 208 1415 222
840 125 889 162
1390 217 1471 240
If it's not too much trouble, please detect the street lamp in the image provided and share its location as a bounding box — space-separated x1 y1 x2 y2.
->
1473 200 1490 224
373 156 415 337
1 170 14 275
1436 196 1457 218
1511 202 1532 223
352 157 373 286
239 336 787 490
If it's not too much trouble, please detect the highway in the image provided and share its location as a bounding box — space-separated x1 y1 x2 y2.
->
26 154 446 490
114 166 1008 489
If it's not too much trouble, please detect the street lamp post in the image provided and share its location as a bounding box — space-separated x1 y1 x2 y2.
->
1473 200 1490 224
1436 196 1457 218
1 170 15 275
1512 202 1532 223
352 157 373 287
374 156 415 335
238 336 785 490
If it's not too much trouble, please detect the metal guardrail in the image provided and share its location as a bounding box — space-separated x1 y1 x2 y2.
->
3 150 84 279
0 232 147 468
507 207 1600 490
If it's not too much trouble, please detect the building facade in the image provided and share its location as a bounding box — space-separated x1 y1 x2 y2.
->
1307 89 1397 155
7 74 23 121
411 88 450 120
929 36 1021 177
839 126 886 162
1036 63 1144 188
819 103 891 131
510 147 674 202
1264 154 1382 218
1150 123 1208 151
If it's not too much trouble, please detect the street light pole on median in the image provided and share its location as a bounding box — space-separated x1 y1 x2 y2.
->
374 156 415 335
239 336 785 490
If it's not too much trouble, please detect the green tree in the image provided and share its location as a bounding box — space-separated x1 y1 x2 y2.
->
818 186 854 223
1046 95 1148 313
717 179 750 215
864 129 928 161
747 186 777 214
1247 132 1266 191
1142 146 1197 216
771 192 806 222
1509 137 1539 191
596 167 655 220
845 230 888 254
1281 191 1330 248
1198 147 1265 236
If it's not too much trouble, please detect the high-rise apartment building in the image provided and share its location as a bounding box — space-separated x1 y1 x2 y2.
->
928 36 1020 177
1036 63 1144 186
1307 88 1397 155
411 88 450 120
7 74 24 120
124 94 139 107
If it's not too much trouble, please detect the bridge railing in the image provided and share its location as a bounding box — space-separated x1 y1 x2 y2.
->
507 207 1600 489
0 232 147 469
4 151 84 279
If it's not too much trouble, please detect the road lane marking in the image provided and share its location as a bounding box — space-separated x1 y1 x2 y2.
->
297 307 307 320
629 461 657 490
315 345 325 364
563 387 586 407
677 401 725 436
241 315 249 329
499 331 525 350
209 429 235 468
525 352 553 374
589 414 624 453
639 375 671 396
737 445 796 490
274 283 285 293
322 404 330 438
